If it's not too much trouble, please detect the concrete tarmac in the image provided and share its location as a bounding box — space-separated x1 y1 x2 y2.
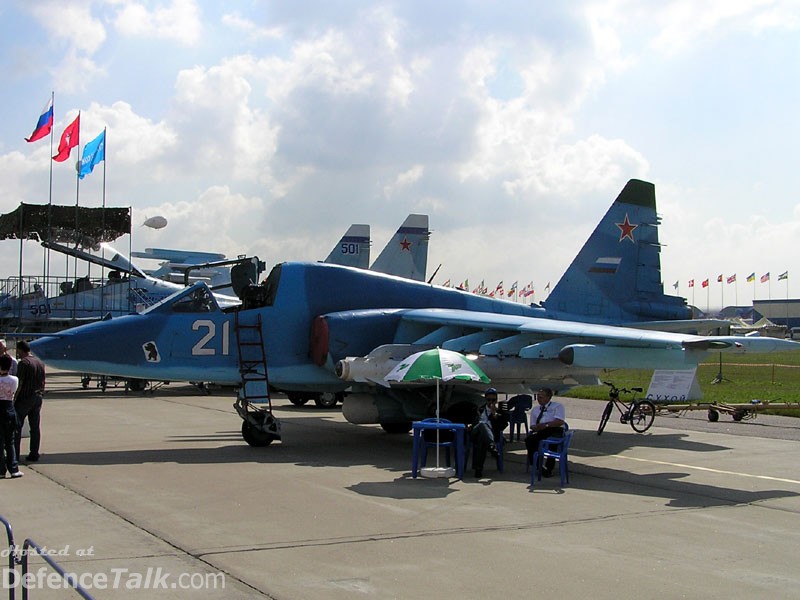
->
3 372 800 599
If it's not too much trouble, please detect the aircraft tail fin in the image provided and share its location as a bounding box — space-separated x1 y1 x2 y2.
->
542 179 690 323
324 224 371 269
370 214 430 282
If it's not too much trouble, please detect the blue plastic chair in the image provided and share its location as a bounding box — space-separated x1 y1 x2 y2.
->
418 418 457 469
530 429 574 488
464 430 504 473
506 394 532 442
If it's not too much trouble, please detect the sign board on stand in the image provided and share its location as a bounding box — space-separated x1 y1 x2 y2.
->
646 368 703 402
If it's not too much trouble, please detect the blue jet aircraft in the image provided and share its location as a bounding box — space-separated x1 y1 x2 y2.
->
31 180 800 445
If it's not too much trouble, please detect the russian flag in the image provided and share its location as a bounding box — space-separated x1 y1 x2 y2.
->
25 96 54 143
589 256 622 274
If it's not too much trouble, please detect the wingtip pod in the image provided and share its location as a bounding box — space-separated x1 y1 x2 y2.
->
709 336 800 354
616 179 656 210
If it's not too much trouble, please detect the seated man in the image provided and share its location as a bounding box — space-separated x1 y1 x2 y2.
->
524 387 565 477
470 387 509 478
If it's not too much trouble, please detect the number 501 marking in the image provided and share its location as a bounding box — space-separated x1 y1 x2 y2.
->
192 320 230 356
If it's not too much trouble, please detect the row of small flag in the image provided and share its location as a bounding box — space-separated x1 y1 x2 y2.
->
438 279 550 298
25 94 106 180
676 271 788 289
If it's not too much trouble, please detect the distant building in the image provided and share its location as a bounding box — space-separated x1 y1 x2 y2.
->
753 299 800 329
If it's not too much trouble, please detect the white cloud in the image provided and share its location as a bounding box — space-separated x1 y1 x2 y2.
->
221 11 283 40
136 185 266 255
172 57 280 184
113 0 202 45
29 2 107 55
26 1 107 92
383 165 424 198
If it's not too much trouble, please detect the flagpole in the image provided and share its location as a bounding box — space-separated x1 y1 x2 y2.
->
45 90 55 283
786 273 790 327
74 150 81 302
101 127 110 313
720 276 724 311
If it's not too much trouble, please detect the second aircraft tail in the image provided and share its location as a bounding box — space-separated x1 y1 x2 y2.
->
542 179 690 324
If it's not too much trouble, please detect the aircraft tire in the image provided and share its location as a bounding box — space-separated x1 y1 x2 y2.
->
314 392 342 409
707 408 720 422
241 421 275 447
287 393 310 406
380 422 412 434
127 378 148 392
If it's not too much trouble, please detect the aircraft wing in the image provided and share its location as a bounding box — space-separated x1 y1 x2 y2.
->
336 307 799 375
43 241 147 278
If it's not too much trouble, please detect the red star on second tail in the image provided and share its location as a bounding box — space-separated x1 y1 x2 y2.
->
616 213 638 242
400 237 412 251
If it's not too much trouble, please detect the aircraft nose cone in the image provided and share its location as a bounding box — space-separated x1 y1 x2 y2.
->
31 335 69 361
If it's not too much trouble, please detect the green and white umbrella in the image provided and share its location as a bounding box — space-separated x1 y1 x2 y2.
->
385 347 491 387
385 347 490 478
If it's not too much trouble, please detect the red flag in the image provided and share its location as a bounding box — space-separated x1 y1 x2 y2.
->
688 279 694 288
717 274 722 283
52 113 80 162
701 279 709 288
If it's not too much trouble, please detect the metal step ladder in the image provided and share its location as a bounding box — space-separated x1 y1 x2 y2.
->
233 312 281 444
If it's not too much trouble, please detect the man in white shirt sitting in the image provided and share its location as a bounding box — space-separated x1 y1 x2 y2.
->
524 387 565 477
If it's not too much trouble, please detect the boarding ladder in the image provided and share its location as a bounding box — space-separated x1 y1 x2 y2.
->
233 312 281 444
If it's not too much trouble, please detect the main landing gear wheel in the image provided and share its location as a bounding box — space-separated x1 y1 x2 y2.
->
707 408 720 422
287 393 310 406
628 400 656 433
127 378 148 392
315 392 343 408
381 422 412 434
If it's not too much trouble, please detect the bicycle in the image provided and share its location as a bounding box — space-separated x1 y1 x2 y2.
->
597 382 656 435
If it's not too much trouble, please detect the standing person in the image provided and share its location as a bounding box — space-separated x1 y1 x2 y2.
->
0 339 18 376
14 340 45 463
0 354 22 478
524 388 565 477
470 388 509 478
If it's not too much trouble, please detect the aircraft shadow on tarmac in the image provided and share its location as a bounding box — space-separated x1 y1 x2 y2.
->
37 411 799 507
574 429 732 454
553 463 800 508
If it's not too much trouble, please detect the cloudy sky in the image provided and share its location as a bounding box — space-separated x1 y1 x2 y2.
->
1 0 799 309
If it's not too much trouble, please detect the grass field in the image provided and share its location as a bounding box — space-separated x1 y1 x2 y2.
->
563 350 800 415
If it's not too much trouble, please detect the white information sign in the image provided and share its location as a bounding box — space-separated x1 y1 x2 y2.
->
646 368 703 402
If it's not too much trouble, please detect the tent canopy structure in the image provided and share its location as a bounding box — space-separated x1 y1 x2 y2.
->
0 203 131 247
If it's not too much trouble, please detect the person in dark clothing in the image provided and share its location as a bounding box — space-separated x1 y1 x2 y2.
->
0 354 21 478
470 388 509 478
14 340 45 463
